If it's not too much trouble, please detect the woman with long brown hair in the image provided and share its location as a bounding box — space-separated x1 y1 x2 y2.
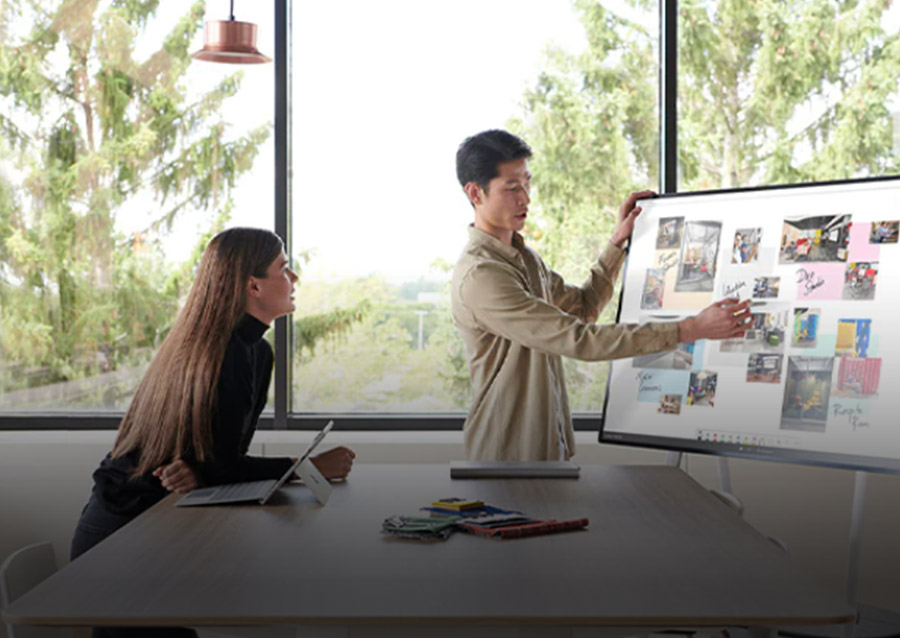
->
71 228 354 637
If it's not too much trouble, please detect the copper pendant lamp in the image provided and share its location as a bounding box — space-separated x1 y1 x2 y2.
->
192 0 271 64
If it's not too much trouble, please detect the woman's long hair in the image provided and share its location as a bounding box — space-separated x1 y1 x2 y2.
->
111 228 285 476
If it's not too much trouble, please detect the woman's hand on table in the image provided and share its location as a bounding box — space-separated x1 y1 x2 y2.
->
311 446 356 480
153 458 200 493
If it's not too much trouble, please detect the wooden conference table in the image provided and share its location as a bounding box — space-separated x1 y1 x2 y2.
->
5 464 855 636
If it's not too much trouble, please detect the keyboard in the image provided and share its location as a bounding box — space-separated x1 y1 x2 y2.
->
176 479 277 506
212 480 272 502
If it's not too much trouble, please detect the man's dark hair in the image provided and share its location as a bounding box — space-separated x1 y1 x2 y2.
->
456 129 532 193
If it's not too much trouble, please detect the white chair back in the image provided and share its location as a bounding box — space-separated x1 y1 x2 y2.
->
0 542 73 638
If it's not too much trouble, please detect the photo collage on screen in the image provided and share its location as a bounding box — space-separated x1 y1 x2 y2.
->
634 213 895 437
637 215 716 416
777 215 885 434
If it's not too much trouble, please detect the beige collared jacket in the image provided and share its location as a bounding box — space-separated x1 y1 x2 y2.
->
451 226 680 461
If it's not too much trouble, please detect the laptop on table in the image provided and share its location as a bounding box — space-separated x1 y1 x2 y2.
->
176 420 334 507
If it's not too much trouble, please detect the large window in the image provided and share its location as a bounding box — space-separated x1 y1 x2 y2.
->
678 0 900 191
289 0 659 418
4 1 900 429
0 1 273 414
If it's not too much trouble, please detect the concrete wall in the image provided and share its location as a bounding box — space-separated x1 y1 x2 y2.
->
2 430 898 638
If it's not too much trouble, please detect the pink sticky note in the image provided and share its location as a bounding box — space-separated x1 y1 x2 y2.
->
848 222 881 262
795 263 845 300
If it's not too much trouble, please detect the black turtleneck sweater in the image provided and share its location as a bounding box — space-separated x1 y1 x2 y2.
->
91 315 294 517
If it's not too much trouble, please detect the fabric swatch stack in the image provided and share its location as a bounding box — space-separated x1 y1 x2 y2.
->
382 497 588 541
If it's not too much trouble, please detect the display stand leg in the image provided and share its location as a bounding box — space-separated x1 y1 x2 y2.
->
666 451 683 467
717 457 733 493
846 472 867 610
779 471 900 638
667 458 897 637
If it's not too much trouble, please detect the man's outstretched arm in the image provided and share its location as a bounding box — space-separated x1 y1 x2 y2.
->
459 261 750 362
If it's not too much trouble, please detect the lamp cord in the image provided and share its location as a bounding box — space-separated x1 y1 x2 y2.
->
229 0 235 21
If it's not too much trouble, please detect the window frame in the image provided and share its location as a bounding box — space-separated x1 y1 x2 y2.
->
6 0 881 432
269 0 628 432
0 0 664 432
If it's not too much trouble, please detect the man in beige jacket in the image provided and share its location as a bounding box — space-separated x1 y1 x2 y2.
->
451 130 750 461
